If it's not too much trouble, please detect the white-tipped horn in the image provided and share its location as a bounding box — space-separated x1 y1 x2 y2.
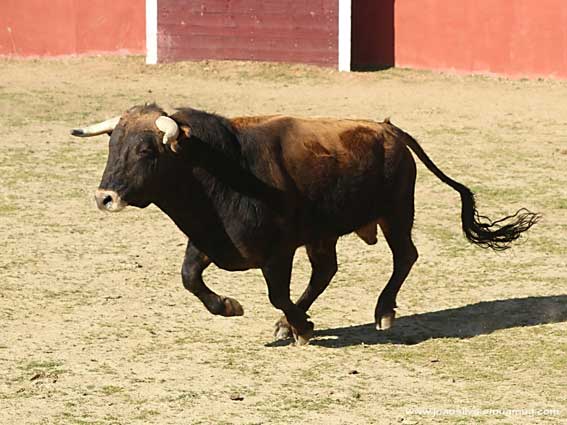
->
155 116 179 145
71 116 120 137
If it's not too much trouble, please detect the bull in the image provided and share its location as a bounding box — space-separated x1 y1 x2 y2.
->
71 104 539 345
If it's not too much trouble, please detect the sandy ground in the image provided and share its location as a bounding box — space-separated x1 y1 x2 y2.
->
0 57 566 424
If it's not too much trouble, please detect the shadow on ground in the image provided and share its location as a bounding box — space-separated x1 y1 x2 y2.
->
267 295 567 348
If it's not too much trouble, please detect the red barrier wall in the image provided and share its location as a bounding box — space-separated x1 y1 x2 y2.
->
157 0 338 66
394 0 567 79
0 0 145 57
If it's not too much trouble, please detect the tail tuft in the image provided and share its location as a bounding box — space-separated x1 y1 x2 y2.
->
460 187 540 250
394 125 540 250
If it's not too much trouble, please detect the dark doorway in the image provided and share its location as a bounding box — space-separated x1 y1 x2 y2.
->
351 0 395 70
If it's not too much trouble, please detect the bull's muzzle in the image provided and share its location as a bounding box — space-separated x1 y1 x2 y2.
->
95 189 127 212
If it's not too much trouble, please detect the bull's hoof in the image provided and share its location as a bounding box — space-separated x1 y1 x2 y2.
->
292 321 314 346
221 297 244 317
376 311 395 331
274 316 292 340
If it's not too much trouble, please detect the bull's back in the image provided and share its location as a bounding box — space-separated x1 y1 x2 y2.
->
235 115 411 236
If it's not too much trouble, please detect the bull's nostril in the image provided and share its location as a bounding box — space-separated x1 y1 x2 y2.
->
102 195 113 206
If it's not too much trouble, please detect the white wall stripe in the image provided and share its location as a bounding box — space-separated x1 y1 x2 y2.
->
338 0 351 71
146 0 158 64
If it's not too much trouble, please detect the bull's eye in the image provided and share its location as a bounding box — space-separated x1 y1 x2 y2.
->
140 149 156 159
135 133 158 159
138 147 156 159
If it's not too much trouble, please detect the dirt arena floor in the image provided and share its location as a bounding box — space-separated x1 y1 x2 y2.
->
0 57 566 424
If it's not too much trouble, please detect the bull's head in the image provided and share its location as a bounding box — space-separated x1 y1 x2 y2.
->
71 105 187 212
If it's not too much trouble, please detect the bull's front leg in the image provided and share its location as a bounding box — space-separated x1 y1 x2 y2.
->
274 238 338 341
262 251 314 345
181 242 244 316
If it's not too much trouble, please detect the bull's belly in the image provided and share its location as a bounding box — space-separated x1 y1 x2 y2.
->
299 189 392 235
295 208 387 245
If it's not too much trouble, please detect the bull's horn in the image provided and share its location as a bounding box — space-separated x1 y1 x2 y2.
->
70 116 120 137
155 116 179 145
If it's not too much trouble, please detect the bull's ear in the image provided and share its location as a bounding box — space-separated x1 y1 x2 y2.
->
170 125 191 153
180 125 191 139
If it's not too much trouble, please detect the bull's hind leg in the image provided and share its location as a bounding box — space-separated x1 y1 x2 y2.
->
181 242 244 317
375 205 418 331
274 238 338 340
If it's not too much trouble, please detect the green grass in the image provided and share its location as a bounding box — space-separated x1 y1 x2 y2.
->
0 203 18 215
132 409 160 421
556 198 567 209
100 385 124 396
19 360 63 371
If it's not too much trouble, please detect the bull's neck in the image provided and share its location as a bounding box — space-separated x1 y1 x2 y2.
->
155 141 237 229
153 140 282 247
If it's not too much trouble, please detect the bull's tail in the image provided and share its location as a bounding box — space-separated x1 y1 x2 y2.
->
385 120 540 250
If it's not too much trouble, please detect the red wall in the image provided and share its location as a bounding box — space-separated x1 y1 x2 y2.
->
157 0 338 66
394 0 567 79
0 0 145 57
3 0 565 79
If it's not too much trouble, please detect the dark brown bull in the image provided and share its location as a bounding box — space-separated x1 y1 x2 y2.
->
72 104 539 345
